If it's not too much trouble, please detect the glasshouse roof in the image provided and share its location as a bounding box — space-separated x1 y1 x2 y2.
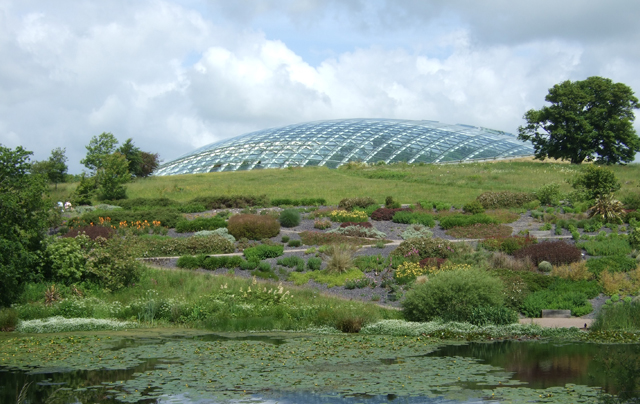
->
154 118 534 175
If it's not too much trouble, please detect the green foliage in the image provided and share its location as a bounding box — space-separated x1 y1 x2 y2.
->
0 145 50 307
175 217 227 233
43 236 91 283
589 194 624 223
586 255 638 277
270 197 326 206
84 236 142 292
287 240 302 247
81 132 119 173
537 261 553 272
306 257 322 271
536 183 562 205
95 152 131 201
190 195 269 209
462 200 485 214
131 234 235 257
520 279 600 317
288 268 364 287
577 235 632 256
327 225 387 239
479 235 536 254
392 211 436 226
325 244 356 273
400 224 434 240
591 301 640 331
0 307 18 331
402 269 505 323
73 208 182 229
467 306 519 326
279 208 301 227
385 196 401 209
243 244 284 261
392 237 458 260
570 165 622 200
518 76 640 164
438 213 498 229
476 191 536 209
338 197 377 211
630 226 640 249
227 214 280 240
193 228 235 243
277 256 305 271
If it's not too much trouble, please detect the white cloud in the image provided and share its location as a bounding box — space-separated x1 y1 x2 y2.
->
0 0 639 172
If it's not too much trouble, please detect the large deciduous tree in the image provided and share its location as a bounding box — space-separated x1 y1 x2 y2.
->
0 145 49 306
81 132 119 173
518 76 640 164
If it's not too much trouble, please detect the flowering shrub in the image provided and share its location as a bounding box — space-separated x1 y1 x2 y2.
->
17 317 136 333
227 214 280 240
314 218 332 229
401 224 433 240
193 228 235 243
371 207 410 221
327 225 387 239
392 237 458 260
329 209 369 223
394 262 429 283
61 224 115 240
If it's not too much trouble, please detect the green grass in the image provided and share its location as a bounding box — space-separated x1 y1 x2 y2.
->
288 268 365 287
50 161 640 206
591 301 640 331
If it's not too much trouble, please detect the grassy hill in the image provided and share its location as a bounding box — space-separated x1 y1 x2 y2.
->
51 160 640 205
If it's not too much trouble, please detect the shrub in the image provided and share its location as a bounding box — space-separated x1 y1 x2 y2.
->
569 165 621 200
586 255 638 277
270 197 326 206
401 224 433 240
327 225 387 239
306 257 322 271
176 203 207 213
277 256 305 271
175 217 227 233
189 195 269 209
392 211 436 227
480 235 537 254
227 214 280 240
589 194 624 224
279 209 301 228
243 244 284 261
551 261 593 281
329 209 369 223
536 183 562 206
385 196 401 209
84 237 142 292
43 236 90 283
476 191 536 209
371 207 410 221
0 308 18 331
629 225 640 249
177 255 204 269
577 235 632 256
462 200 485 214
61 225 115 240
201 255 244 270
299 231 377 246
392 237 459 260
193 228 235 243
338 197 377 211
445 224 512 239
71 208 182 229
340 221 373 228
314 218 332 229
287 240 302 247
489 252 535 272
402 269 505 323
133 234 235 256
281 236 290 243
512 241 582 266
394 262 429 284
106 197 179 210
438 214 498 229
419 201 451 211
468 306 519 326
537 261 553 272
519 279 599 317
599 271 634 296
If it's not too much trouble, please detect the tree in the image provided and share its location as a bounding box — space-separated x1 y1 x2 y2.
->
81 132 119 173
518 76 640 164
96 152 130 200
139 151 160 177
118 138 143 177
0 145 50 306
47 147 68 187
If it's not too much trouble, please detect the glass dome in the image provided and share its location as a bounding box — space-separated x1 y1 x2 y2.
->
154 118 534 175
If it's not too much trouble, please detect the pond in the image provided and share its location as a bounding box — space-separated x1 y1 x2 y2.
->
1 329 639 403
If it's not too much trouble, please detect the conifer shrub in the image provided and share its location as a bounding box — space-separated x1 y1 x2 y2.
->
227 214 280 240
371 207 410 221
512 240 582 266
243 244 284 261
279 209 301 228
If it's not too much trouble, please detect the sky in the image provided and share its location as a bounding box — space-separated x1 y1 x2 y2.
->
2 0 640 173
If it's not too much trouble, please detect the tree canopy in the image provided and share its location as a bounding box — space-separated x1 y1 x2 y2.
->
517 76 640 164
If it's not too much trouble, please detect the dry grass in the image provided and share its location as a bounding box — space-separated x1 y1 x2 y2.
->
600 271 634 296
325 244 357 274
489 252 535 272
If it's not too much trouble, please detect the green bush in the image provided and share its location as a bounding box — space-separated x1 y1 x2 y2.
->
176 254 205 269
462 200 485 214
270 198 326 206
306 257 322 271
189 195 269 209
438 214 498 229
392 237 459 260
392 211 436 227
43 236 89 283
538 261 553 272
244 244 284 261
132 234 235 257
279 209 301 227
476 191 536 209
287 240 302 247
106 197 179 210
479 235 536 254
468 306 519 326
536 183 562 206
277 256 305 271
193 228 235 243
84 237 143 292
176 203 207 213
0 307 18 331
569 165 621 200
591 301 640 331
73 208 182 229
400 225 433 240
629 225 640 249
281 236 290 243
227 214 280 240
338 197 377 211
576 236 632 256
175 217 227 233
586 255 638 277
519 279 599 318
201 255 244 270
402 269 505 323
